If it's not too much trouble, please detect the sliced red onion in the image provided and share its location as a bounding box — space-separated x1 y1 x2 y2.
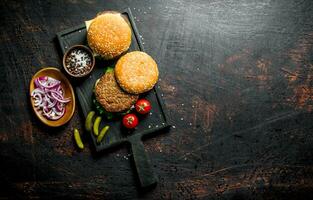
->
51 92 70 103
34 78 41 88
56 85 62 93
37 77 60 89
38 76 48 81
48 99 57 108
52 107 64 116
43 107 52 116
49 89 63 99
56 102 64 111
31 76 70 121
49 108 66 120
33 93 42 106
31 88 45 96
37 77 48 87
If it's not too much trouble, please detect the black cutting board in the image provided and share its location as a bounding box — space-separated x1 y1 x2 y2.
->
56 8 169 188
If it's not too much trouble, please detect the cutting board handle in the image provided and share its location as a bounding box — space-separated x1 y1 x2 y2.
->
129 135 157 188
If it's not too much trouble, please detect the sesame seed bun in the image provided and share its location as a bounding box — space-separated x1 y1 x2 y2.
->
87 12 132 60
95 70 138 112
115 51 159 94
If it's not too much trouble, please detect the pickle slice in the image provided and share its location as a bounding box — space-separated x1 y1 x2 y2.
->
74 129 84 149
97 126 110 144
85 111 95 132
93 116 102 136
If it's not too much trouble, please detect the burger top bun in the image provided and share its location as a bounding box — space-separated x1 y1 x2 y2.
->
115 51 159 94
87 12 131 60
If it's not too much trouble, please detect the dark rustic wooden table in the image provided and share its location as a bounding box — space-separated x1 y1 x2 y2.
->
1 0 313 199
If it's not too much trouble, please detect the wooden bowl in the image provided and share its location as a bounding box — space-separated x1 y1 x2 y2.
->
29 67 76 127
62 45 95 78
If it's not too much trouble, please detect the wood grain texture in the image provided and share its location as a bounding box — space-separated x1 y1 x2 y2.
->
1 0 313 199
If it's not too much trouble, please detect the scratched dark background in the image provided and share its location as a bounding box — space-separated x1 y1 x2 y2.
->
1 0 313 199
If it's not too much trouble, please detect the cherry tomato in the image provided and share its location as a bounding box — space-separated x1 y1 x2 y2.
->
122 114 139 129
135 99 151 114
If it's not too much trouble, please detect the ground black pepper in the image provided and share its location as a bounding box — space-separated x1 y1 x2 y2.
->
65 48 93 76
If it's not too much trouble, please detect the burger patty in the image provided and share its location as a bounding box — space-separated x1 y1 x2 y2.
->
95 71 138 112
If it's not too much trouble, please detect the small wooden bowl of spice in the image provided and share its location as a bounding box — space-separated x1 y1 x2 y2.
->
63 45 95 78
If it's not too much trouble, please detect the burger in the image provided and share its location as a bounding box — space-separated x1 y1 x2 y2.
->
93 51 159 119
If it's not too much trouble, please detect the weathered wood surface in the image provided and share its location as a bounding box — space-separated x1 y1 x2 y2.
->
1 0 313 199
